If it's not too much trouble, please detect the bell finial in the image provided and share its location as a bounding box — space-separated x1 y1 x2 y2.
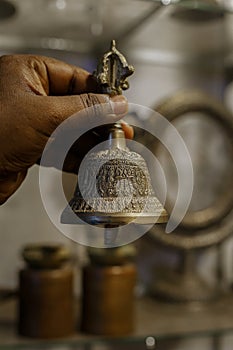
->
94 39 134 95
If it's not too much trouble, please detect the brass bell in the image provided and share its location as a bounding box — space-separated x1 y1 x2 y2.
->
61 122 167 226
61 41 167 235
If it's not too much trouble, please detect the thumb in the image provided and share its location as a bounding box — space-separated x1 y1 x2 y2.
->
35 93 128 135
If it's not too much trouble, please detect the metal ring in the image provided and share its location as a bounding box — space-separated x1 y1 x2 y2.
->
146 90 233 249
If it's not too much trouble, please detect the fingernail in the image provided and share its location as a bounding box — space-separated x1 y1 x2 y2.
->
120 120 129 126
121 120 134 139
110 95 128 115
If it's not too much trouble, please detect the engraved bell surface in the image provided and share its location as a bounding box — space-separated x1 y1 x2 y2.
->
61 40 168 229
61 123 168 226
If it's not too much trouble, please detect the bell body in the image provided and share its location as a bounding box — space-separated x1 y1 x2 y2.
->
61 124 167 226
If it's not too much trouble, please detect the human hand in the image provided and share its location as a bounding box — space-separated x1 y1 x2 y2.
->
0 55 133 204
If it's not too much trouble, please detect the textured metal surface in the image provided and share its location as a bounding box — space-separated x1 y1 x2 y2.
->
61 139 168 226
61 42 168 227
94 40 134 95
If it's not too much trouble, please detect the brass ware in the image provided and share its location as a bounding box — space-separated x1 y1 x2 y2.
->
61 41 168 232
94 39 134 95
61 123 167 227
145 90 233 302
22 243 70 269
149 90 233 248
150 250 217 302
18 244 74 338
81 247 137 335
88 245 136 266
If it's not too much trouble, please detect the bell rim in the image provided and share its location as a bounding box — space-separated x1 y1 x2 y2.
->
61 207 168 226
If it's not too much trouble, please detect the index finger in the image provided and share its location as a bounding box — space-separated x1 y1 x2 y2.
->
40 56 97 95
0 54 98 96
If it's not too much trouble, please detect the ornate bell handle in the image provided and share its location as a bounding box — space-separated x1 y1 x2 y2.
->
94 40 134 96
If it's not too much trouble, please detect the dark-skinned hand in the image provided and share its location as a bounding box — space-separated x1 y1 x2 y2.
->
0 55 133 204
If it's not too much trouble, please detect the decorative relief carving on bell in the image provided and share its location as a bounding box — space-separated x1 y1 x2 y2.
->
61 41 168 228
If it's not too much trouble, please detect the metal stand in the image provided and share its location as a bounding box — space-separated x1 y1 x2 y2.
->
150 249 218 302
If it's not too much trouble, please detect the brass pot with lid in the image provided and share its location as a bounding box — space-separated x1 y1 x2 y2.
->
18 243 75 338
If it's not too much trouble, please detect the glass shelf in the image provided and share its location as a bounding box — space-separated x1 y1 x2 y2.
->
0 0 231 54
145 0 233 13
1 294 233 349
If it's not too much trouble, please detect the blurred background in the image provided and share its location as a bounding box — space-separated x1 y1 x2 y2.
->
0 0 233 349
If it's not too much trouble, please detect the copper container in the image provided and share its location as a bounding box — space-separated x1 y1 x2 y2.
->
81 247 137 335
18 244 74 338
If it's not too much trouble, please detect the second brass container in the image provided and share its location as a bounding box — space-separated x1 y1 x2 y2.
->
81 263 137 335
